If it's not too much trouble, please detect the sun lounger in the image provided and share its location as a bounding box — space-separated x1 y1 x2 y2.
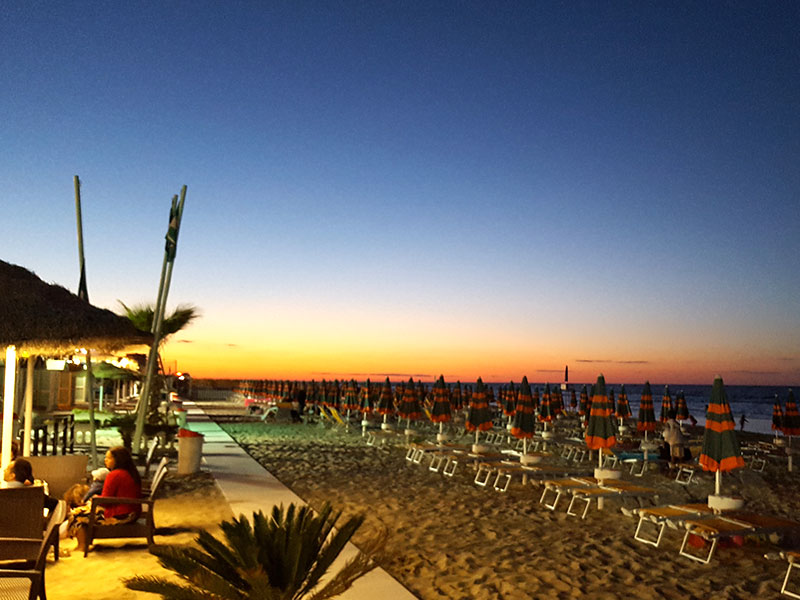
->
473 460 587 493
679 512 800 564
781 551 800 598
567 480 658 519
632 503 714 547
540 477 598 511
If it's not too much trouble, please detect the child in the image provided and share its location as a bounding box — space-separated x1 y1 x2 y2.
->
81 467 110 503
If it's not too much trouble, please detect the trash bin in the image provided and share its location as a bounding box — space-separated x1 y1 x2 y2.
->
177 428 204 474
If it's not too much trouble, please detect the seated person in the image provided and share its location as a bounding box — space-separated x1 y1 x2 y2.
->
4 457 59 512
81 467 110 503
68 446 143 552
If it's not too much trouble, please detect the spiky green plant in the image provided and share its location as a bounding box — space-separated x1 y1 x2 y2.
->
124 502 384 600
118 301 199 342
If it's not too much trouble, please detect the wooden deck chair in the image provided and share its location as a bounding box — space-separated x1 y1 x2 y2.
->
781 551 800 598
0 510 60 600
632 503 714 547
679 512 800 564
83 462 168 556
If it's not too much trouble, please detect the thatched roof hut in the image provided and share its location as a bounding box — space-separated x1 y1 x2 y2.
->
0 260 151 355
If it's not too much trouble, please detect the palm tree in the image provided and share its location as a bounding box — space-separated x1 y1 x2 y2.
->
124 502 384 600
118 301 199 345
119 300 198 396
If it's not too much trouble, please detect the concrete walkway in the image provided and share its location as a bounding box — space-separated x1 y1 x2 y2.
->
183 402 418 600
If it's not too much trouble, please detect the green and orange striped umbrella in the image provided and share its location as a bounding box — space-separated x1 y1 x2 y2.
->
502 381 517 417
608 388 616 415
570 388 578 412
376 377 394 427
451 381 463 412
511 376 536 454
532 387 540 411
538 383 555 424
341 379 360 412
360 379 372 414
398 377 422 427
465 377 494 443
637 381 657 435
783 389 800 436
699 376 744 495
615 384 631 421
772 394 784 437
675 390 690 421
585 374 617 467
430 375 452 426
578 384 590 417
659 385 673 423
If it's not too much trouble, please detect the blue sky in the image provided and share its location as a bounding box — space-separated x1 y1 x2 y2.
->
2 1 799 384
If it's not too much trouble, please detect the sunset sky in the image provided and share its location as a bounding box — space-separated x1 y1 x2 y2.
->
3 2 799 385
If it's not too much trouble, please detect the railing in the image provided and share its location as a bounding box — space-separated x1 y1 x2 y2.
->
21 412 75 456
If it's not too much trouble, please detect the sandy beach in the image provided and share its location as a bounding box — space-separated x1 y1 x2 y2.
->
38 410 800 600
218 419 799 600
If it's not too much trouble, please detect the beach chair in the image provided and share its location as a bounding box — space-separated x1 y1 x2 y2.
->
781 551 800 598
0 509 60 600
679 512 800 564
632 503 714 547
566 480 658 519
540 477 597 511
83 462 169 556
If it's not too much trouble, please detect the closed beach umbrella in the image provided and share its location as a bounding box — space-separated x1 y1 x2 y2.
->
532 387 540 411
465 377 494 444
783 390 800 436
585 374 617 468
578 385 590 417
699 376 744 496
430 375 451 435
608 388 616 415
398 377 422 429
360 379 372 415
616 384 631 422
503 381 516 417
342 380 360 413
660 385 673 423
376 377 394 426
637 381 657 437
675 391 690 421
570 388 577 412
772 395 784 440
511 376 536 454
450 381 463 412
538 383 555 428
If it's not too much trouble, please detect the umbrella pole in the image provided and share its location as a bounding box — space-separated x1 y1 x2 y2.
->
523 438 527 456
789 436 793 473
715 469 721 496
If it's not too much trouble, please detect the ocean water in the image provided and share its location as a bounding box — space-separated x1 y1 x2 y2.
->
485 383 794 436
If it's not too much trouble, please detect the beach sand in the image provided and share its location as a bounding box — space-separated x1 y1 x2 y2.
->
218 420 799 600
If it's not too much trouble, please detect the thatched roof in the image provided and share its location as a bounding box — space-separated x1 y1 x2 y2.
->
0 260 152 355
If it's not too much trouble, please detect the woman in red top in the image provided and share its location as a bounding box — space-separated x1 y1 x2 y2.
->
73 446 142 552
100 446 142 519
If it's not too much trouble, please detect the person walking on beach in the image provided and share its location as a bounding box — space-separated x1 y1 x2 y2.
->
740 413 748 431
662 410 687 466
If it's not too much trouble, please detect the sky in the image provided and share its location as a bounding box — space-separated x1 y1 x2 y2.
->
2 1 799 386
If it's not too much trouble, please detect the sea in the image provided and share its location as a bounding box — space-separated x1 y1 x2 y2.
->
484 383 794 436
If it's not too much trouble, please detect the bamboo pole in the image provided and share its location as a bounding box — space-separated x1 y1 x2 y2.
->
132 187 186 454
2 346 17 471
23 355 35 456
75 175 98 468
